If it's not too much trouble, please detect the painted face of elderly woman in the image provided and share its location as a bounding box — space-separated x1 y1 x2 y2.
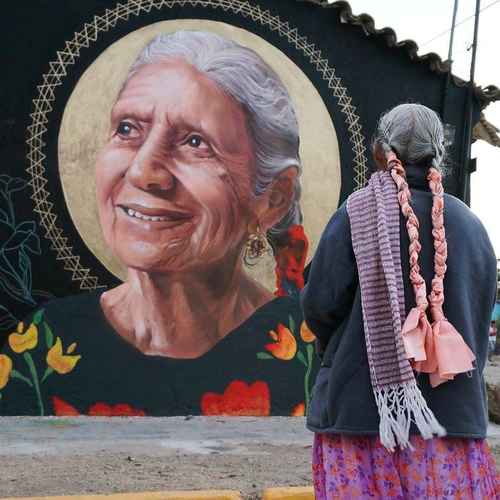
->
95 31 302 359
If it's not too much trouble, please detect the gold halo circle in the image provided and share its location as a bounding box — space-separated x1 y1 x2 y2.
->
58 20 341 290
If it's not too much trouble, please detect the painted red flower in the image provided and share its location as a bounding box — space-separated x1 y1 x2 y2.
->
52 396 80 416
52 396 145 416
88 402 145 417
201 380 270 416
275 224 309 297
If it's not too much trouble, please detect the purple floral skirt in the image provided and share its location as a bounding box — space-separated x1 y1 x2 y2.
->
313 433 499 499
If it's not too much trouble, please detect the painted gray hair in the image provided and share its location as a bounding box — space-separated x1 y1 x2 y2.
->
125 30 302 244
374 103 445 171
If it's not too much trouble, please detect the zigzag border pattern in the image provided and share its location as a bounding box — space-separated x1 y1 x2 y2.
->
26 0 368 291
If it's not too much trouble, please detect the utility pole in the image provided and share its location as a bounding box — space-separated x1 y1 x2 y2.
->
448 0 460 67
441 0 459 119
460 0 481 204
440 0 460 180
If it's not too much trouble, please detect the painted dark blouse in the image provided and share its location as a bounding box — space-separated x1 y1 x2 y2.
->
0 291 318 417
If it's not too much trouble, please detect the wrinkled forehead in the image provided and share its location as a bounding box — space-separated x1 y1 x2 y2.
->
111 59 256 164
113 60 249 128
116 59 229 111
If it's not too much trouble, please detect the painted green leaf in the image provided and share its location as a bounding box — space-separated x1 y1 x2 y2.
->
306 343 314 365
44 322 54 349
41 367 53 383
0 305 17 330
296 350 308 367
0 208 9 225
32 309 44 325
11 369 33 387
256 352 273 360
23 352 44 416
289 315 296 335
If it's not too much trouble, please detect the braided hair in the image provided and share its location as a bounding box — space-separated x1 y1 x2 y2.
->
373 103 447 325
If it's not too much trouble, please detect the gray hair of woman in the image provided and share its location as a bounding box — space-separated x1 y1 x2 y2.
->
373 103 446 171
123 30 303 247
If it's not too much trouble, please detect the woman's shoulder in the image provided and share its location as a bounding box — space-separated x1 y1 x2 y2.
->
444 193 494 246
215 294 304 354
39 290 103 312
443 192 475 216
318 202 350 242
26 290 106 333
443 193 483 226
233 295 301 335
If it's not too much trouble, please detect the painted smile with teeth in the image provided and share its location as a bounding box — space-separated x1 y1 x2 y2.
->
117 204 193 225
125 208 171 222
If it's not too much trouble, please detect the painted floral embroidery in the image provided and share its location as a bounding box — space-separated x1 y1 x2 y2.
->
8 322 38 353
275 224 309 297
291 402 305 416
88 402 145 417
52 396 80 416
0 354 13 390
201 380 270 416
257 317 316 414
300 321 315 343
47 338 81 374
265 323 297 360
0 310 82 415
0 175 42 321
52 396 145 416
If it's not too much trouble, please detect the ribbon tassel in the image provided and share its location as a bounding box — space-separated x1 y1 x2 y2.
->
430 318 475 388
401 307 428 362
414 317 438 374
401 307 474 388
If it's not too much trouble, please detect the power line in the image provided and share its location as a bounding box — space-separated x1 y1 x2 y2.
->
451 33 498 60
420 0 500 48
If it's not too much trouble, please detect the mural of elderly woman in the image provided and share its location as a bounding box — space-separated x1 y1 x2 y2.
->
0 30 316 417
97 30 304 359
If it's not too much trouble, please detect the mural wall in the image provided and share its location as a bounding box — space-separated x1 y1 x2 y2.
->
0 0 477 416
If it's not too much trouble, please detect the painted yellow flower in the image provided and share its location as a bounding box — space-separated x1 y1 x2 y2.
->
0 354 13 390
46 337 81 374
265 323 297 361
300 321 316 343
8 322 38 353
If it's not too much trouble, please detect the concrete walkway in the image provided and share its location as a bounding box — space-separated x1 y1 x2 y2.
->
0 416 311 457
2 416 499 456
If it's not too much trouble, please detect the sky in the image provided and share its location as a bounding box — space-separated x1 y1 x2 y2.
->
328 0 500 255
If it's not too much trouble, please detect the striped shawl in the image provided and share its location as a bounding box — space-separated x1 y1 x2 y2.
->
346 171 445 450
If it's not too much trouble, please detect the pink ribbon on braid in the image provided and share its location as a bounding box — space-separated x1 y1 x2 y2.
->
387 153 474 387
387 152 434 367
426 167 475 387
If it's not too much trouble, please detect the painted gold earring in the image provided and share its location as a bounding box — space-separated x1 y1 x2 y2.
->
244 224 270 266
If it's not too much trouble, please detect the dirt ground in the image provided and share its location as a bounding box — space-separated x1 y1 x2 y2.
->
0 417 313 499
0 445 312 499
1 413 500 499
1 444 499 499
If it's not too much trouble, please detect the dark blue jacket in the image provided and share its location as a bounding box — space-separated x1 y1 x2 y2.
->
302 166 497 438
